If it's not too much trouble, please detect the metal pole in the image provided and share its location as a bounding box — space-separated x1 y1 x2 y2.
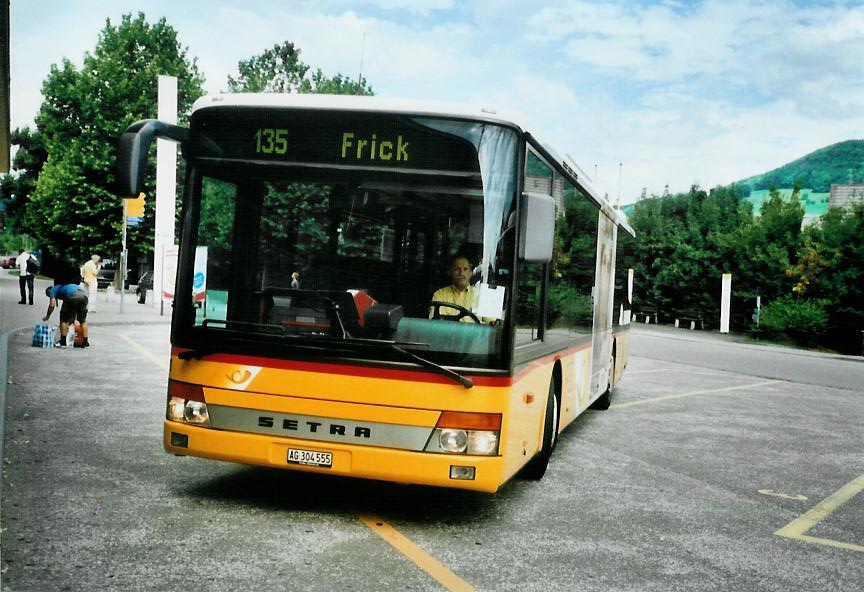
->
160 243 165 317
120 202 126 314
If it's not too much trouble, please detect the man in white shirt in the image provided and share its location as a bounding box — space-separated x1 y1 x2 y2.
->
15 250 35 305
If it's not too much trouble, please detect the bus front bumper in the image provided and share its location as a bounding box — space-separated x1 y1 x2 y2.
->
164 421 506 493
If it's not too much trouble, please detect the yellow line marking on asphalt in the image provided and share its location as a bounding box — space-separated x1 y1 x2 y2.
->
774 474 864 553
359 514 476 592
119 333 168 371
610 380 780 409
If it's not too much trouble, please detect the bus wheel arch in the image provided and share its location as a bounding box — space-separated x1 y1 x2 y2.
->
520 364 561 480
590 342 615 411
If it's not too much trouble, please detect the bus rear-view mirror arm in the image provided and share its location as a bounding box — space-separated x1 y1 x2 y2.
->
518 191 555 263
116 119 189 198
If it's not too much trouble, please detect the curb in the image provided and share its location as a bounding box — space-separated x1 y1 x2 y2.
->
632 324 864 363
0 325 29 497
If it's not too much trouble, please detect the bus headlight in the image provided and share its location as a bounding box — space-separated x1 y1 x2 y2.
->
425 412 501 456
166 381 210 427
439 429 468 453
183 400 210 425
166 395 210 427
467 431 498 455
167 396 186 421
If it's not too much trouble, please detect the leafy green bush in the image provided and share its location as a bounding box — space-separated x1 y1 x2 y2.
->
548 283 593 329
758 296 828 344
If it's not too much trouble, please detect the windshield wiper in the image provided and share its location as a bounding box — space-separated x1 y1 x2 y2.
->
185 321 472 388
180 320 287 360
389 344 474 389
178 348 213 360
283 334 473 389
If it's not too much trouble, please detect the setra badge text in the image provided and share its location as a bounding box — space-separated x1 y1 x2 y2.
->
258 416 372 439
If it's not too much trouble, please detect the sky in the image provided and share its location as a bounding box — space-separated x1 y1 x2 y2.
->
9 0 864 204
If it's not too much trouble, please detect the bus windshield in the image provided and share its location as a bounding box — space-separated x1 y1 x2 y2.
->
178 113 519 370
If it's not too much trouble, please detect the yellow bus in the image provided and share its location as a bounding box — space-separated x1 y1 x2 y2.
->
117 94 635 493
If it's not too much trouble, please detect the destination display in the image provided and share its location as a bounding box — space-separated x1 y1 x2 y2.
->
189 108 482 173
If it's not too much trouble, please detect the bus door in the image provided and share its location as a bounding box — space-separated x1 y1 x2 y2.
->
591 212 617 396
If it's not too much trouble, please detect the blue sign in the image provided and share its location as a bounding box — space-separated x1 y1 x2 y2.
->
193 272 205 289
126 216 144 226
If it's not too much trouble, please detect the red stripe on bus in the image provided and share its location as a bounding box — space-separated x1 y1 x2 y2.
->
171 348 513 387
512 342 592 381
172 340 594 387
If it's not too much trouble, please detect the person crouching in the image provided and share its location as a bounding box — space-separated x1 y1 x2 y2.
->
43 284 90 348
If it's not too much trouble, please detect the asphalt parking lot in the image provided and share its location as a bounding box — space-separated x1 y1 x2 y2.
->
2 322 862 591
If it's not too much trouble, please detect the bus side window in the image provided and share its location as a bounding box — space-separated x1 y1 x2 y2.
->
548 183 599 334
515 261 543 344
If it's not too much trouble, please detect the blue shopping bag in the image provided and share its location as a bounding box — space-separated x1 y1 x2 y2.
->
31 323 54 348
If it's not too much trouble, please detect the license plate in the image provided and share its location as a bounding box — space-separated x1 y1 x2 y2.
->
287 448 333 468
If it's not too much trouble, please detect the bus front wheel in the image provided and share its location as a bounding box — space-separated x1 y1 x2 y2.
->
520 381 559 480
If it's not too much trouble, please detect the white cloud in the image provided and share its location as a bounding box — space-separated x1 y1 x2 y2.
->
323 0 455 16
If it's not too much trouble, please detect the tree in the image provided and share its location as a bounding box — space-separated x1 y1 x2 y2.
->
227 42 373 96
729 187 803 306
792 203 864 351
26 12 204 267
215 41 375 280
0 127 48 230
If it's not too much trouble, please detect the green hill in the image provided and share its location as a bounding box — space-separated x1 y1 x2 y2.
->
744 188 829 222
619 139 863 222
738 139 864 193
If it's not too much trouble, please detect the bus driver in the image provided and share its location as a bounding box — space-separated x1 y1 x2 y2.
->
429 254 479 323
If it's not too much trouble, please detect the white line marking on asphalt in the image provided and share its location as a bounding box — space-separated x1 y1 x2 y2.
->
611 380 781 409
758 489 808 501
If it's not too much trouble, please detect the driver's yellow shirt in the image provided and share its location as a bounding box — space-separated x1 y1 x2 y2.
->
429 285 477 323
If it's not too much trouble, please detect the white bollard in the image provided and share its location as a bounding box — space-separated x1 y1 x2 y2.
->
106 285 115 302
720 273 732 333
675 319 680 328
690 320 696 330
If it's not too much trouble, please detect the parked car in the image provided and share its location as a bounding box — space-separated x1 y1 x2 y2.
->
135 271 153 304
96 259 116 289
1 256 16 269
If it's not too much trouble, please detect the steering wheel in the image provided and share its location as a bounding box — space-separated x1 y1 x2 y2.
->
428 300 481 324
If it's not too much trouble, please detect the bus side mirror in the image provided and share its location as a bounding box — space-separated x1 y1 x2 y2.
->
518 192 555 263
116 119 189 198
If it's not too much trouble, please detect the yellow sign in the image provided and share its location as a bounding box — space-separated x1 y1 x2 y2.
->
125 192 145 218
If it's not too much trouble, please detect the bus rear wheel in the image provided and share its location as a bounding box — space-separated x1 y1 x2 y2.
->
521 381 559 480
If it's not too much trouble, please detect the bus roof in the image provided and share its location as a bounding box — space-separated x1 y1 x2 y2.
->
191 93 634 236
192 93 529 131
